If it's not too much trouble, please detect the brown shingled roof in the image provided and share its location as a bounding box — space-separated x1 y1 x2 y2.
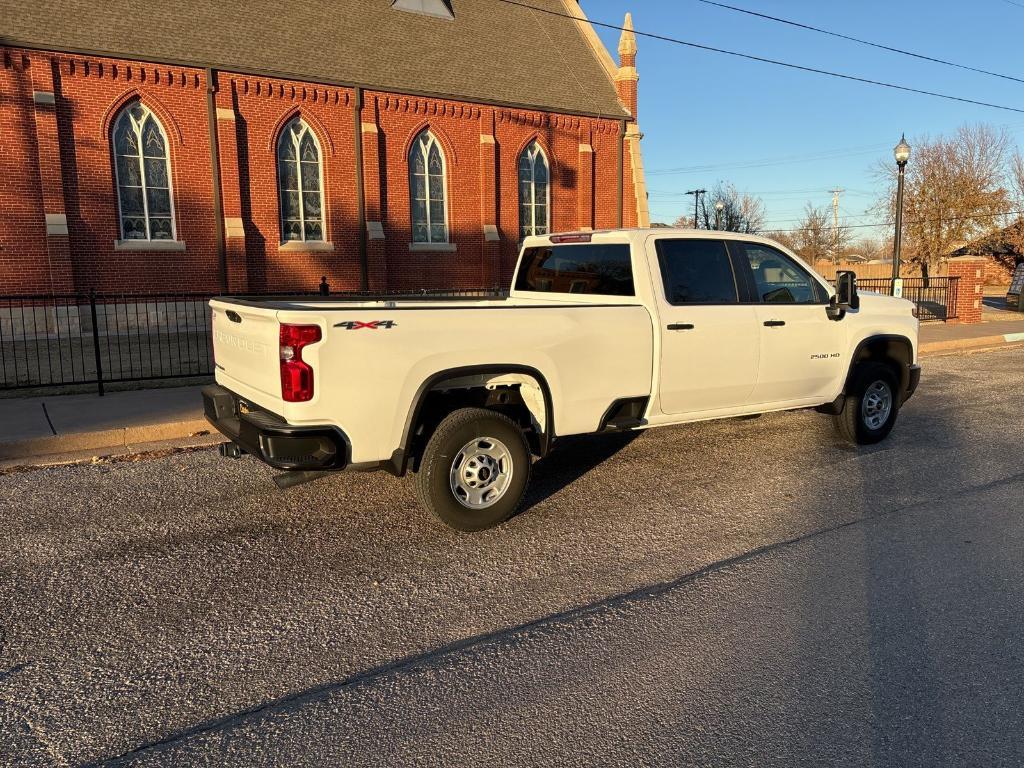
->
1 0 629 118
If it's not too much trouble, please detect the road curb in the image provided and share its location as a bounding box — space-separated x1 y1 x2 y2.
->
920 331 1024 356
0 417 211 461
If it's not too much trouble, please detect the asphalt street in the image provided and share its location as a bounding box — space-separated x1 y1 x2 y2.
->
1 347 1022 767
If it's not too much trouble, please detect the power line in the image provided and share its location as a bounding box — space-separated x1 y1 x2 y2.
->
762 213 880 225
649 205 1024 233
494 0 1024 114
695 0 1024 86
756 207 1013 226
999 0 1024 8
648 144 889 176
761 207 1024 234
649 185 831 196
650 186 881 201
668 203 968 225
647 119 1024 175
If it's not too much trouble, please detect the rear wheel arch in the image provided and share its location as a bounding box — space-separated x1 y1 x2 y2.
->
393 365 555 475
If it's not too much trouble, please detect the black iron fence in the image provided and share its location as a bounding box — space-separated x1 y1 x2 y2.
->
1 277 957 393
853 276 959 322
0 288 504 393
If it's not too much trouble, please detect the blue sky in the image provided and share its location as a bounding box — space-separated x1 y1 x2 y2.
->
584 0 1024 238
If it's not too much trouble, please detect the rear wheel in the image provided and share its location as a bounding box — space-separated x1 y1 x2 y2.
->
833 362 900 445
416 408 531 531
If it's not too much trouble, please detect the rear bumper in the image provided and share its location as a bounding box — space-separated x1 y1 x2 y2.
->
202 385 349 471
903 363 922 403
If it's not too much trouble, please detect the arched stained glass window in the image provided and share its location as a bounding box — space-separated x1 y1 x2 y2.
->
409 130 448 244
518 141 549 240
277 119 325 243
112 103 175 240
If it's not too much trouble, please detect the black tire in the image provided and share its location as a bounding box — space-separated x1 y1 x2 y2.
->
415 407 532 532
833 361 900 445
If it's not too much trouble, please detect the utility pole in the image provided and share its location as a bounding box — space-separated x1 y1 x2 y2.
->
685 189 706 229
829 187 844 263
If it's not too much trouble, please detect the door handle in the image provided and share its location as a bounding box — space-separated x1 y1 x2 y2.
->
763 320 786 327
667 323 695 331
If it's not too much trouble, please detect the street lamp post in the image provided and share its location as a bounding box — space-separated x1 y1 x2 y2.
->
892 134 911 288
715 200 725 230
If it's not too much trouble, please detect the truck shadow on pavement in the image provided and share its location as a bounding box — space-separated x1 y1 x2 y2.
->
519 431 641 514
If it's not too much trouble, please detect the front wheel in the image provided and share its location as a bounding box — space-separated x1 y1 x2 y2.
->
416 408 532 531
833 362 900 445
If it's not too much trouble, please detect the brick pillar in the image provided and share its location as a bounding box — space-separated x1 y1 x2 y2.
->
577 124 594 231
215 81 248 291
360 95 387 290
946 256 986 324
479 108 501 288
30 55 75 292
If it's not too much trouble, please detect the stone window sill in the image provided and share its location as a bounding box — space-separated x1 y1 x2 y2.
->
279 241 335 252
114 239 186 252
408 242 457 253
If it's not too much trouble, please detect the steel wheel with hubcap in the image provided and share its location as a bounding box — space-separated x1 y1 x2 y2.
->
860 380 893 431
449 437 514 509
834 361 900 445
417 408 531 531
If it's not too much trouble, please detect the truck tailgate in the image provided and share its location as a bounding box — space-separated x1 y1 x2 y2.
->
210 300 281 399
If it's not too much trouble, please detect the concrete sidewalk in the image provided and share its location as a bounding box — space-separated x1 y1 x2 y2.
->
0 385 215 465
919 315 1024 354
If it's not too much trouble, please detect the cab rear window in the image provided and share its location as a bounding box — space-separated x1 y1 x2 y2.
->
514 244 634 296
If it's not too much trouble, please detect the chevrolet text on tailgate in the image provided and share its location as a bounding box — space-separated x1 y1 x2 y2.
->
204 229 920 532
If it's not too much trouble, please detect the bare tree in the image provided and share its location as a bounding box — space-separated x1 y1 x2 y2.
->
848 236 883 261
765 229 797 252
1006 152 1024 269
1011 151 1024 202
787 203 851 263
875 124 1011 280
672 182 765 233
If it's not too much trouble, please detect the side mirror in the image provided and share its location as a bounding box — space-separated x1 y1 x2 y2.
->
835 270 859 310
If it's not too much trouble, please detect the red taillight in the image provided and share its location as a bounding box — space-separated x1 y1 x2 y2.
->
280 323 321 402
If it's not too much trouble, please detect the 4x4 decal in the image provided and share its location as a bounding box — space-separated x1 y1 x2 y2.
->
333 320 398 330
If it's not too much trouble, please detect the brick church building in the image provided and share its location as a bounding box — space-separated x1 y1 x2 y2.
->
1 0 648 295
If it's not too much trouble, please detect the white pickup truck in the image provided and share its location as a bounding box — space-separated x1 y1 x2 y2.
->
204 228 920 531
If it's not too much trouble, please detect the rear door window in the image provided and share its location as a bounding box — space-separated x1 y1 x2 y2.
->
655 238 738 305
515 243 634 296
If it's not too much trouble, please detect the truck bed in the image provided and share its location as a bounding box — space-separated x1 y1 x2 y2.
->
210 295 656 465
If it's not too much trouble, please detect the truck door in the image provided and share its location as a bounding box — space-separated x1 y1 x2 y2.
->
651 237 760 415
730 241 845 405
